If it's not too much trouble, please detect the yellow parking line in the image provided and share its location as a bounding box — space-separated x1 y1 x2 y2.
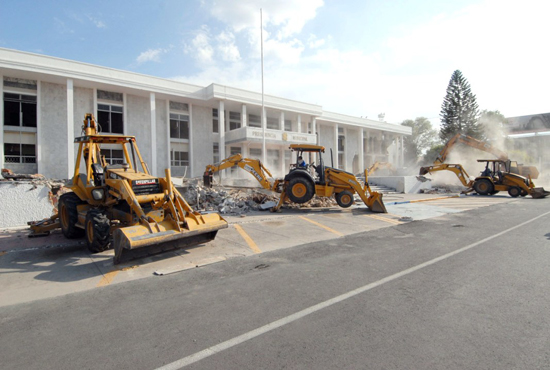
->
0 251 6 257
234 224 262 254
365 214 402 225
96 269 120 287
299 216 344 237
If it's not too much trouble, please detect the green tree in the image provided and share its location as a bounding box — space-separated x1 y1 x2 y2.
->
421 144 445 166
401 117 438 165
440 70 482 141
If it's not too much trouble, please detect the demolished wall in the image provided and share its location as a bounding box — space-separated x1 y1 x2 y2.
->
0 182 57 228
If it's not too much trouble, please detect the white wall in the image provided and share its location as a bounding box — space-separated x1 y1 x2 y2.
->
0 183 54 227
126 94 151 171
40 82 68 179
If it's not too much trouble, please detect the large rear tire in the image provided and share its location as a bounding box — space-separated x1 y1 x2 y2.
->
335 191 354 208
473 179 494 196
508 187 521 198
59 192 85 238
287 177 314 204
85 209 111 253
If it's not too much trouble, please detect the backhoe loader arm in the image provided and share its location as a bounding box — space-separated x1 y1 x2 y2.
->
204 154 276 191
435 133 508 165
419 163 474 188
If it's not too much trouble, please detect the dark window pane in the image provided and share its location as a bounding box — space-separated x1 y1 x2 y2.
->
111 105 123 113
4 100 20 126
213 119 219 133
181 152 189 161
22 144 35 156
98 104 110 111
97 111 110 132
182 121 189 139
4 93 19 100
5 143 20 156
112 150 123 159
21 95 36 103
170 120 179 138
111 113 123 134
22 102 37 127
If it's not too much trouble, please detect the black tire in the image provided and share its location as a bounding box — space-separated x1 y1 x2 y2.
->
85 209 111 253
473 179 494 195
508 187 521 198
287 177 314 204
490 190 499 195
59 192 85 238
335 191 354 208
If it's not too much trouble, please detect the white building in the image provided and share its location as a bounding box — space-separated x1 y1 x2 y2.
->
0 48 411 180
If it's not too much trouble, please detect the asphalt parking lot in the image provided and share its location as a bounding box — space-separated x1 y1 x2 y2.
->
0 192 517 307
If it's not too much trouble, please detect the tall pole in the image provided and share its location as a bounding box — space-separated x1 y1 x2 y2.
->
261 8 266 165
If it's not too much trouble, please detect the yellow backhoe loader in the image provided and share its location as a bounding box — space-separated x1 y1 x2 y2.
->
204 144 387 213
434 133 539 179
420 159 549 198
29 114 227 264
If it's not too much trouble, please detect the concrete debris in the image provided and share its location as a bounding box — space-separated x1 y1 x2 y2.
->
419 185 463 194
2 168 46 181
180 178 337 215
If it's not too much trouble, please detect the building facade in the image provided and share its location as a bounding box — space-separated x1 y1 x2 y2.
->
506 113 550 174
0 48 411 180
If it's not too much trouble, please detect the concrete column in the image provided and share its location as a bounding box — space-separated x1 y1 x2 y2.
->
166 99 171 173
0 74 3 171
188 104 193 177
67 79 74 178
313 118 317 144
334 124 339 169
280 147 285 175
122 93 127 135
359 129 364 172
242 143 249 158
36 80 42 175
280 111 284 131
400 136 404 167
93 88 98 120
297 114 301 133
262 106 266 164
241 104 247 127
149 92 157 176
219 100 226 161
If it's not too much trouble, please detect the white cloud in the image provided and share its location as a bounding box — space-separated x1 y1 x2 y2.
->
136 48 166 64
216 31 241 62
178 0 550 124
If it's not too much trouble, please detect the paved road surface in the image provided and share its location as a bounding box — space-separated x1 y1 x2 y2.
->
1 197 550 369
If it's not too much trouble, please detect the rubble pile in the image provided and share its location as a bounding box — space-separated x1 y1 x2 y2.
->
419 185 463 194
180 178 337 215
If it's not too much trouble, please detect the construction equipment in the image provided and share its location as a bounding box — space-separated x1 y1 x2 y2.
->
420 159 549 198
367 161 396 176
204 144 387 213
434 133 539 179
29 114 227 264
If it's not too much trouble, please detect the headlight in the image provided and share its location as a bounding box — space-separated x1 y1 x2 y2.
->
92 189 105 200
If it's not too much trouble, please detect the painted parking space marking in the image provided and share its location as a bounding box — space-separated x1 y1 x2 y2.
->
96 269 120 287
234 224 262 254
298 216 344 237
364 214 403 225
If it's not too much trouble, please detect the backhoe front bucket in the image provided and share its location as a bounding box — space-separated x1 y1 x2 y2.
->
112 213 227 264
530 187 550 199
366 192 387 213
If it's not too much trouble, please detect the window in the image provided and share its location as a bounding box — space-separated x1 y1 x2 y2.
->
102 149 124 165
267 149 280 169
284 119 292 131
249 148 261 158
338 135 345 151
338 128 345 170
248 114 261 128
170 113 189 139
4 93 37 127
97 104 123 134
229 111 241 131
266 117 278 130
171 151 189 167
338 153 345 170
212 109 219 133
4 143 36 163
213 143 220 163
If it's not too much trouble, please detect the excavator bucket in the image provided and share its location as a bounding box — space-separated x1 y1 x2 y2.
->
366 191 387 213
112 213 227 264
530 187 550 199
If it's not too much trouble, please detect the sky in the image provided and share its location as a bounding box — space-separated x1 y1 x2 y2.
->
1 0 549 127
